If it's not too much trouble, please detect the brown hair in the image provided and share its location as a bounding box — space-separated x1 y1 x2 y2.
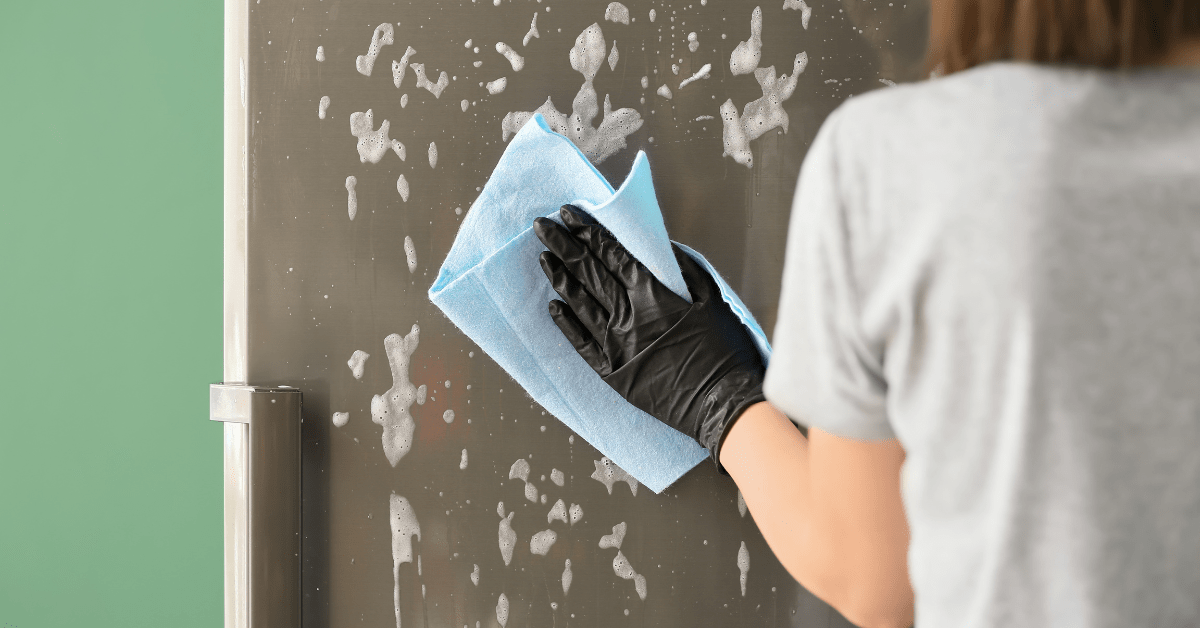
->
927 0 1200 72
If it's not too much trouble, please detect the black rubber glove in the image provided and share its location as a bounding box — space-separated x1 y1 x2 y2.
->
533 204 766 468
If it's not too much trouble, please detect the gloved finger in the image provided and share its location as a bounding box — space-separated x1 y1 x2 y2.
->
548 300 610 375
539 251 610 340
672 244 720 303
533 214 624 315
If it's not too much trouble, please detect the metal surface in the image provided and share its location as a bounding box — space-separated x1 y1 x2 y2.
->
211 384 303 628
226 0 927 625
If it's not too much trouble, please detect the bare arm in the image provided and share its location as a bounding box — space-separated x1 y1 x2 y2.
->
720 401 915 628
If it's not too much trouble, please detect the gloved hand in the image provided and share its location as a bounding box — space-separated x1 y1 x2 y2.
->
533 204 766 468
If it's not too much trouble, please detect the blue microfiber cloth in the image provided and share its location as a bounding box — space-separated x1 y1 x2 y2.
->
429 114 771 492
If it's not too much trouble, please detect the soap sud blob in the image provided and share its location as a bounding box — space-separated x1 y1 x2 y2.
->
640 75 649 89
498 505 517 565
880 78 897 87
599 521 626 549
523 13 540 46
729 7 763 76
496 593 510 627
318 96 330 119
389 494 421 628
530 529 558 555
315 45 325 62
427 142 438 169
550 468 564 486
612 551 648 600
678 63 711 89
495 42 525 72
347 350 370 379
502 24 643 165
656 84 673 99
460 448 469 469
370 325 422 466
604 2 630 24
783 0 813 28
412 63 449 98
688 32 700 53
486 77 508 95
607 42 619 71
350 109 391 164
471 563 480 586
591 457 639 496
721 51 808 169
738 541 750 596
400 93 409 108
404 235 417 272
649 8 656 22
569 503 583 525
547 499 568 524
461 99 469 112
397 175 410 202
416 384 427 405
562 559 573 594
356 23 394 76
345 176 358 220
443 409 455 423
332 412 349 427
508 458 539 501
737 489 747 517
392 46 418 88
391 139 407 161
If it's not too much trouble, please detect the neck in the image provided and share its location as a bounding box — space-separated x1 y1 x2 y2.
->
1160 38 1200 66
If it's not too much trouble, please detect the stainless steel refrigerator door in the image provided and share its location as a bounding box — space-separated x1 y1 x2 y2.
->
223 0 928 625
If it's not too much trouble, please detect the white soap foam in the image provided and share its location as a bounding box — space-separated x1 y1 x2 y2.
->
397 175 410 202
371 325 422 466
403 235 417 272
347 350 370 379
678 63 711 89
607 42 619 71
672 63 679 75
509 458 530 481
460 449 468 469
495 42 525 72
461 99 469 112
470 563 480 586
737 541 750 596
345 176 358 220
657 84 673 99
416 384 427 405
412 63 449 98
648 8 656 22
473 60 483 68
720 99 753 168
591 457 639 496
392 46 418 88
316 45 325 62
442 409 454 424
350 109 392 164
486 77 508 95
562 559 573 595
502 24 642 165
640 75 649 89
523 13 540 46
498 511 516 565
783 0 813 28
550 468 564 486
496 593 510 627
390 494 421 628
417 555 422 577
599 522 626 549
612 551 648 600
687 31 700 53
530 529 558 555
356 23 395 76
694 114 715 121
547 499 568 524
427 142 438 169
333 411 349 427
569 503 583 525
605 2 631 24
525 481 539 503
401 93 409 107
880 78 897 87
739 52 807 142
729 6 763 76
391 139 407 161
318 95 330 119
737 489 747 517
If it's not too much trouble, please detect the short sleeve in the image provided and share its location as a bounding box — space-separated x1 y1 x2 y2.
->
762 107 894 440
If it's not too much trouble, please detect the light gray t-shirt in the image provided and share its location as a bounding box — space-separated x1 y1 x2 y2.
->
763 62 1200 628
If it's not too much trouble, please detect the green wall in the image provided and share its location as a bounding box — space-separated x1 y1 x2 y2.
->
0 2 223 626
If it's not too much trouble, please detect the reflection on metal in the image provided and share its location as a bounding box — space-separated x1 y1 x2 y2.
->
211 384 302 628
223 0 926 625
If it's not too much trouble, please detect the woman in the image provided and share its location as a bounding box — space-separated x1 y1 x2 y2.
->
533 0 1200 626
